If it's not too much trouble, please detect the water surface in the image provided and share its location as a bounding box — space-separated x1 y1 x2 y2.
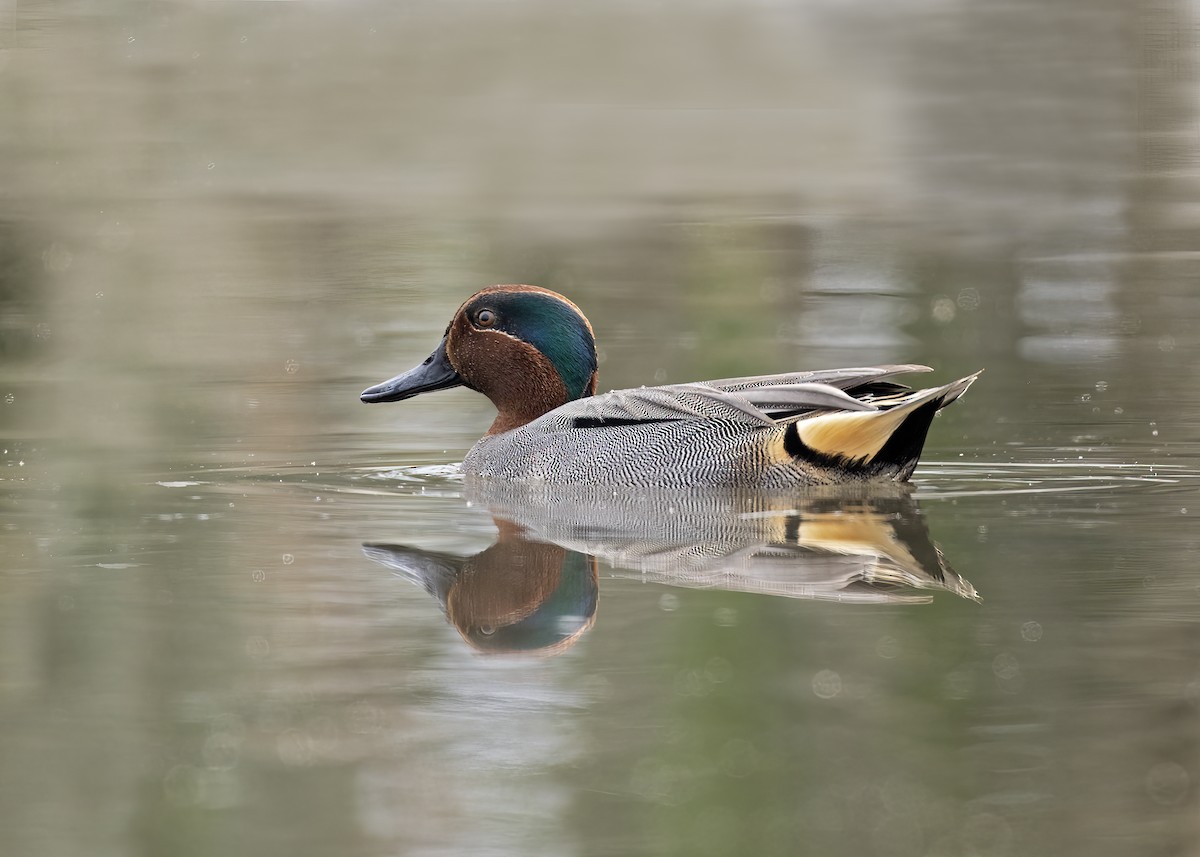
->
3 2 1200 856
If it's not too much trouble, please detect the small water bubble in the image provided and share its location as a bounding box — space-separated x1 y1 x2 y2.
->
653 368 667 383
4 393 13 405
675 668 712 698
658 593 679 612
206 162 216 170
812 669 842 699
276 729 313 766
240 35 248 44
1151 430 1159 437
1158 334 1176 352
202 732 240 771
245 636 270 660
943 669 973 700
956 288 981 311
1114 407 1124 414
719 738 761 778
251 569 266 583
931 296 956 323
1079 394 1091 403
876 636 900 659
127 35 136 44
713 607 738 627
992 652 1020 680
705 656 733 683
281 553 294 565
1020 621 1043 642
33 322 51 340
1145 762 1189 806
284 359 299 374
1095 380 1108 392
347 700 383 734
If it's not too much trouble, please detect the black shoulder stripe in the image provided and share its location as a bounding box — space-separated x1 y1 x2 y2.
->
571 416 684 429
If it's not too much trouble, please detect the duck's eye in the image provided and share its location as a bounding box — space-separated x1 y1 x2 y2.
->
475 309 497 328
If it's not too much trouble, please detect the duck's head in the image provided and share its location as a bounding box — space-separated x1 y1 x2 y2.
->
361 285 598 434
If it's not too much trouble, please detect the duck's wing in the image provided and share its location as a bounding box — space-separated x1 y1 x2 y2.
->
547 378 876 430
544 366 935 429
705 364 932 395
680 365 941 422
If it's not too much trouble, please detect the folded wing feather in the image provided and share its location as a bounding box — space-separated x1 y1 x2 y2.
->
551 377 881 430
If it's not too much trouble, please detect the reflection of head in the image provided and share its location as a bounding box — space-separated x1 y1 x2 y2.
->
446 540 598 655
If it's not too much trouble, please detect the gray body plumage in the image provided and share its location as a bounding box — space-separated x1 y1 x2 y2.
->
463 365 970 487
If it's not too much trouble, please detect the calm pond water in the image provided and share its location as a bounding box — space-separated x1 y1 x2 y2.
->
3 1 1200 856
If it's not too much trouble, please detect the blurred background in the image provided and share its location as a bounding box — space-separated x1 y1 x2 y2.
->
2 1 1200 855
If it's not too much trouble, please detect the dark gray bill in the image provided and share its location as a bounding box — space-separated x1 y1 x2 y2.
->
360 337 463 403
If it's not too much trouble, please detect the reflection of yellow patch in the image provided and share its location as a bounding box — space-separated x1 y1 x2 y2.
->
797 513 917 569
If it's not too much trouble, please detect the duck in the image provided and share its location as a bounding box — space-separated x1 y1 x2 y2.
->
361 285 979 487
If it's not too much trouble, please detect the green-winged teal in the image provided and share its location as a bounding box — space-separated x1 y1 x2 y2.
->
361 285 979 487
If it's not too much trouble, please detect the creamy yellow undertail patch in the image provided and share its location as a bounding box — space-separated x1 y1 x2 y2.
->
796 391 937 462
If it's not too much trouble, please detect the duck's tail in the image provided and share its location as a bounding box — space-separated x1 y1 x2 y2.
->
783 371 981 481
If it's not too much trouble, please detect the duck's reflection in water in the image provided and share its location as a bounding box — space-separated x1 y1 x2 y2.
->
364 484 977 655
365 519 599 655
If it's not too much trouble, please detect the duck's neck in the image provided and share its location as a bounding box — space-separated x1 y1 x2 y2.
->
487 390 571 435
458 329 597 435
